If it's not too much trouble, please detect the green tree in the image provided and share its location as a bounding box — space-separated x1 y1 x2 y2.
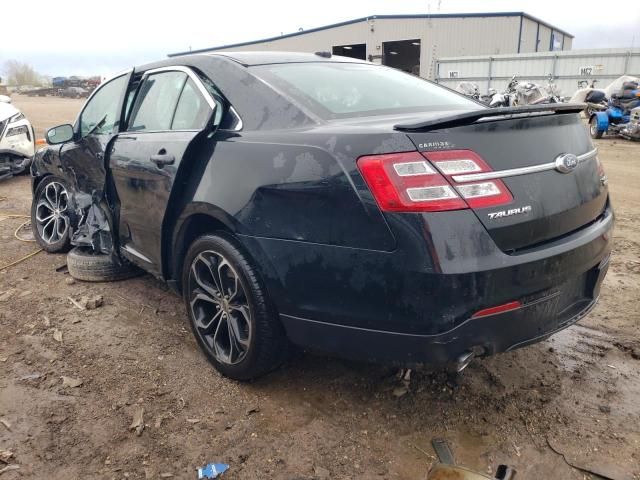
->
2 60 45 86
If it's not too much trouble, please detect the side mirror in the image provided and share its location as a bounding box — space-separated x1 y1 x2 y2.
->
46 124 74 145
0 95 11 104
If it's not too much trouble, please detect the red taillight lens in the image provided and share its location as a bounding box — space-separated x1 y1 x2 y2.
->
357 152 467 212
357 150 512 213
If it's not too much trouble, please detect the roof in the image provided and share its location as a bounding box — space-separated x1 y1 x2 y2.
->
206 51 369 66
169 12 573 57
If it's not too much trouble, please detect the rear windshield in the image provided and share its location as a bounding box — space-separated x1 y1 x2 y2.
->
251 62 478 119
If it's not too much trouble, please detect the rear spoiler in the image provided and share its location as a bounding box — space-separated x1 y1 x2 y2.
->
394 103 586 132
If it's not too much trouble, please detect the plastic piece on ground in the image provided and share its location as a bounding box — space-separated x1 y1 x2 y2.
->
197 463 229 479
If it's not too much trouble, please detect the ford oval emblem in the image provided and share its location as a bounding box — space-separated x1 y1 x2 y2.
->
555 153 579 173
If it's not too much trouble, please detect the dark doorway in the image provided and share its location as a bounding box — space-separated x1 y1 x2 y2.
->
332 43 366 60
382 39 421 75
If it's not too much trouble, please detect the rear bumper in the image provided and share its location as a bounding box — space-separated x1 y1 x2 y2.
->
281 258 606 366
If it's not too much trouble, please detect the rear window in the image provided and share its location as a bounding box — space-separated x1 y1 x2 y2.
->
252 62 477 118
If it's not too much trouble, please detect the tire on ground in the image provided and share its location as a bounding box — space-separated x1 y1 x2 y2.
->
67 247 140 282
182 233 288 380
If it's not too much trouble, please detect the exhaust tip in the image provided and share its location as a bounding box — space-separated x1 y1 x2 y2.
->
454 351 475 373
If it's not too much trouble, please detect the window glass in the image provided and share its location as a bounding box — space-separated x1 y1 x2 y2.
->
123 78 141 126
195 73 225 126
252 63 478 119
79 74 128 137
129 72 186 132
172 79 212 130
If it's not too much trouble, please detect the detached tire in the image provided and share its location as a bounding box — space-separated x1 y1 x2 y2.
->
67 247 140 282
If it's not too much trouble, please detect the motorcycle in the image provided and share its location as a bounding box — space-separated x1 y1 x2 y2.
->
489 75 563 108
0 98 35 180
589 79 640 140
488 75 519 107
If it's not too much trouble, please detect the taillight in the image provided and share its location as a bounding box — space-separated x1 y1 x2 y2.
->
357 152 467 212
357 150 512 212
424 150 513 209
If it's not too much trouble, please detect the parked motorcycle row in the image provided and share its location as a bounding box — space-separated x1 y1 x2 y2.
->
456 74 640 142
456 74 563 108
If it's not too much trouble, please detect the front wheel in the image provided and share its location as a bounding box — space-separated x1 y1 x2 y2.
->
182 233 287 380
31 176 72 253
590 116 604 139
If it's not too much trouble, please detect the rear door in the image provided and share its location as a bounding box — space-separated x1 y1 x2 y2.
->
109 67 219 275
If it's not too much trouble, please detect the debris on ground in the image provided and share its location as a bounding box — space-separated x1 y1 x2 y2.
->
197 463 229 479
53 329 63 342
245 405 260 416
313 465 330 479
61 376 83 388
0 289 15 302
68 294 103 311
0 450 14 463
0 464 19 475
0 419 11 432
129 406 145 436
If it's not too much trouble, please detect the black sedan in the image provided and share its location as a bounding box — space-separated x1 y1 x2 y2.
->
30 52 613 380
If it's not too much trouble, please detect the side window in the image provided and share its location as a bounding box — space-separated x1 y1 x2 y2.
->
129 72 186 132
171 79 212 130
79 74 128 137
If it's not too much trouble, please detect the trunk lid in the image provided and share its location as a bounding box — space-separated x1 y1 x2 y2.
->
403 110 608 252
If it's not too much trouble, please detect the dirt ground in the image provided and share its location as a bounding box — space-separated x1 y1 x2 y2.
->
1 95 639 480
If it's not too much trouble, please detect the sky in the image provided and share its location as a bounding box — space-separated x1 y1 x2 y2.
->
1 0 638 77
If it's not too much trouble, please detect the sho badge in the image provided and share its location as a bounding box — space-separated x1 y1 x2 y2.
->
487 205 532 219
555 153 579 173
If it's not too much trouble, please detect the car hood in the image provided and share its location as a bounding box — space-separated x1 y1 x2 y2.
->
0 102 19 122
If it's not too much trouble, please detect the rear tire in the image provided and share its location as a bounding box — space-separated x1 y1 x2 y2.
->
182 233 287 381
590 116 604 139
67 247 140 282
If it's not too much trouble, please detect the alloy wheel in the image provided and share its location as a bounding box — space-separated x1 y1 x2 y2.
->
188 250 253 365
35 181 69 245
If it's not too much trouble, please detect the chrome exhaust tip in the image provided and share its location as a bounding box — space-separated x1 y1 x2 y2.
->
454 351 475 373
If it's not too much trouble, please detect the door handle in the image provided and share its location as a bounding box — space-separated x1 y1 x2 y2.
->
150 153 175 167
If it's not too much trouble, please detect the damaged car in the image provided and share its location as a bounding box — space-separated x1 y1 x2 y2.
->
1 97 35 179
31 52 613 380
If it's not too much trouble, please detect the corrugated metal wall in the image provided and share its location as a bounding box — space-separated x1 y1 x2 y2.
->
205 15 571 79
435 48 640 97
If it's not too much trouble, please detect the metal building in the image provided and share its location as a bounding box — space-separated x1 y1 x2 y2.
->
170 12 573 79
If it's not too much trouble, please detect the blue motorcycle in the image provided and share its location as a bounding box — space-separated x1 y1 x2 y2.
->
589 81 640 140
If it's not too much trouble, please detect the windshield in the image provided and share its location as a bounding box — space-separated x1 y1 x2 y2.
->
252 62 478 119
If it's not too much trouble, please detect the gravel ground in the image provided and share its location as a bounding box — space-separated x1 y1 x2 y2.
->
0 95 639 480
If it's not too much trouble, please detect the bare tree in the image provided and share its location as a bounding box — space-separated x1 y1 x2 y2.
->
2 60 45 86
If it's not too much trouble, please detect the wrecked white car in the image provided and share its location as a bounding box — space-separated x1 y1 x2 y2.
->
0 99 35 179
